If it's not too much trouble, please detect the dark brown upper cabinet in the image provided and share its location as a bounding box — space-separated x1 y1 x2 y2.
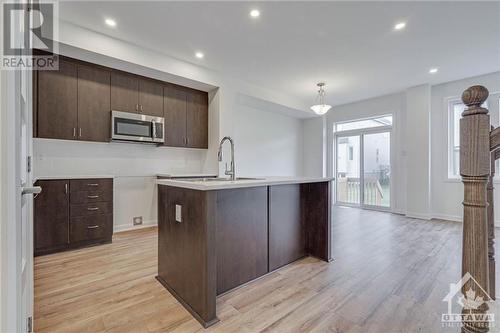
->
34 52 209 148
164 86 208 149
110 72 139 113
77 65 111 142
37 60 78 140
187 90 209 149
164 85 187 147
139 79 163 117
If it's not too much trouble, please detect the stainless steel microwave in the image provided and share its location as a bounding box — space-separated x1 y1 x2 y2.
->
111 111 165 144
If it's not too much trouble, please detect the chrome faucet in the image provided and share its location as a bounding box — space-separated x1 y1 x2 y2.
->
218 136 235 180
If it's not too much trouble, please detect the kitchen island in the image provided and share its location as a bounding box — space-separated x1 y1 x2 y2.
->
156 177 333 327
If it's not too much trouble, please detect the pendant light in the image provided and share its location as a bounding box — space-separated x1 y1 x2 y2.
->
310 82 332 115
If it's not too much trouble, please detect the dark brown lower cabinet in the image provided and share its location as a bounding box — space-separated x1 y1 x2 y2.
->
157 181 332 328
34 180 70 254
269 184 306 271
216 187 268 294
34 178 113 256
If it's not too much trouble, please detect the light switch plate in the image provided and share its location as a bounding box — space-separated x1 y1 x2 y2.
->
175 205 182 222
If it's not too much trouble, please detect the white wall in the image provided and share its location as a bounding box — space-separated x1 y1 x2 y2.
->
430 71 500 225
233 105 303 177
303 117 326 177
405 85 431 219
34 22 306 232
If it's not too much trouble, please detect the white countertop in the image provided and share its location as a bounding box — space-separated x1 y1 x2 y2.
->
156 176 334 191
157 173 218 179
35 175 114 181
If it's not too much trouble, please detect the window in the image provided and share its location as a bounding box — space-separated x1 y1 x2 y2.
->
448 100 488 178
335 115 393 132
348 146 354 160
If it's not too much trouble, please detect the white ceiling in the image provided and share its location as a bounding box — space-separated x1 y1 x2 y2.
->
59 1 500 107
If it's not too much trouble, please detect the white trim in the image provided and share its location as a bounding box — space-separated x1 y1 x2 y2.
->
113 220 158 233
432 213 500 228
405 211 431 220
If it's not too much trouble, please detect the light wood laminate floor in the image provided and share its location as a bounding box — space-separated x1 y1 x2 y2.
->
35 207 500 333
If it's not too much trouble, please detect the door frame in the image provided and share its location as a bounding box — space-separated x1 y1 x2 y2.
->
334 125 393 212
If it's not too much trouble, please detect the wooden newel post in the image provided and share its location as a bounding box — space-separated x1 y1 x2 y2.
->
460 85 491 333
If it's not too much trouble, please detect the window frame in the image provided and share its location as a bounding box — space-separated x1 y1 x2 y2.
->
447 96 497 180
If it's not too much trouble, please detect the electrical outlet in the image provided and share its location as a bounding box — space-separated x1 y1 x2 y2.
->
133 216 143 225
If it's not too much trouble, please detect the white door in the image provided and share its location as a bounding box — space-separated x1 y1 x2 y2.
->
1 2 37 332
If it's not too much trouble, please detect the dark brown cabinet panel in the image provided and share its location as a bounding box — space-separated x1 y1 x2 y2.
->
37 60 78 140
269 185 306 271
35 178 113 256
34 180 69 255
186 91 209 149
111 72 139 113
163 85 187 147
77 65 111 142
70 214 112 243
70 178 113 192
216 187 268 294
139 79 163 117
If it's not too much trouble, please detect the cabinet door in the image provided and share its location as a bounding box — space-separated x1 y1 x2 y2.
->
139 79 163 117
186 90 208 148
269 184 305 271
77 65 111 142
163 85 187 147
216 187 268 294
34 180 69 254
110 72 139 113
37 60 78 140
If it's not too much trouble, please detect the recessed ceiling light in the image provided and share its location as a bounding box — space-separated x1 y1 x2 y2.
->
105 18 116 27
429 68 438 74
394 22 406 30
195 52 204 59
250 9 260 18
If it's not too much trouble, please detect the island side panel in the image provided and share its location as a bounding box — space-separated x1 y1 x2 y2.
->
269 184 306 271
302 181 332 262
216 187 269 295
157 185 218 327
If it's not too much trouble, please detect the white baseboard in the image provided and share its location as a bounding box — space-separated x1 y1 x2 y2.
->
114 220 157 233
432 213 500 228
405 211 431 220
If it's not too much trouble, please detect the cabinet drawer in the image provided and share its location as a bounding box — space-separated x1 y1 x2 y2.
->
70 179 113 193
70 214 112 243
70 190 113 204
70 202 112 217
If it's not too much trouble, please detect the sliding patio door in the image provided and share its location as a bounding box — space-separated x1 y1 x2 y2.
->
334 116 392 210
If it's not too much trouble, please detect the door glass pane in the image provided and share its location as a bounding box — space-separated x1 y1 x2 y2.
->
363 132 390 207
336 135 360 204
335 115 392 132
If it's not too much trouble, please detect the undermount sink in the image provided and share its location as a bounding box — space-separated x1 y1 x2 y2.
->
180 177 264 182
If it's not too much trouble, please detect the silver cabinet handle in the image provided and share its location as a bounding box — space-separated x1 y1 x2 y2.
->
87 183 99 186
87 195 99 199
65 183 68 194
135 104 139 112
140 105 144 112
87 225 100 229
79 128 82 137
87 207 99 211
73 128 76 137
